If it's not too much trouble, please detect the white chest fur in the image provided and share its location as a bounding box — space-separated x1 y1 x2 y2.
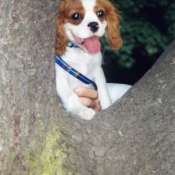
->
56 47 102 89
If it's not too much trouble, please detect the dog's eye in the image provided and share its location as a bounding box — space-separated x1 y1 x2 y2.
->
97 10 104 18
72 12 82 20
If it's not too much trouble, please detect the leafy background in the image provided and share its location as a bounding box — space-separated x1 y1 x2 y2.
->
102 0 175 85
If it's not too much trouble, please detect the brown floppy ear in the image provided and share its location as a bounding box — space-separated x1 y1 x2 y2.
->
104 1 122 50
55 1 67 56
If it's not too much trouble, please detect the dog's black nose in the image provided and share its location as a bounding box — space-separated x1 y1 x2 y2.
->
88 22 99 33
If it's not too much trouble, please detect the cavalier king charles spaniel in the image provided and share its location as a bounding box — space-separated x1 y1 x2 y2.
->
55 0 123 120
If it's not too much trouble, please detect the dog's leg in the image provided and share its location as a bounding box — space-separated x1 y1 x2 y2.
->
94 66 112 110
56 75 96 120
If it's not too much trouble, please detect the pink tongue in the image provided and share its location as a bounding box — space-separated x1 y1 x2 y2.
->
83 36 101 54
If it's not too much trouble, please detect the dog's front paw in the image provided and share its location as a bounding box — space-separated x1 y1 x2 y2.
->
76 107 96 120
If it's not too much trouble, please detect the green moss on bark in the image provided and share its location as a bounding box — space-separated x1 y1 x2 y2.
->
24 128 70 175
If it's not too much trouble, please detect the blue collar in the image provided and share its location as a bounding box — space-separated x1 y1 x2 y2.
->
55 55 98 90
67 41 79 48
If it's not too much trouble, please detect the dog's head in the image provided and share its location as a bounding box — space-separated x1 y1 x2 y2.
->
55 0 122 55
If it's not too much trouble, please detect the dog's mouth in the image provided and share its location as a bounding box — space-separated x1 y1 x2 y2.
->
71 33 101 54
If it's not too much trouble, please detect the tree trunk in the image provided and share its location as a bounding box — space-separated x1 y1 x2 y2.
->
0 0 175 175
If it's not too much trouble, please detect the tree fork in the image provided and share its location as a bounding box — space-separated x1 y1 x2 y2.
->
0 0 175 174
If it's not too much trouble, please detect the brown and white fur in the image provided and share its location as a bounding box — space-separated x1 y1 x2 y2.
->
55 0 122 120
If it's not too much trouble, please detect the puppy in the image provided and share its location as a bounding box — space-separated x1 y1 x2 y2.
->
55 0 122 120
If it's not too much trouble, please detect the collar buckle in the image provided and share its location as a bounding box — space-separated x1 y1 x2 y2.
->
67 41 79 48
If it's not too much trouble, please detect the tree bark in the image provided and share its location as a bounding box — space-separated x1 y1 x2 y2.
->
0 0 175 175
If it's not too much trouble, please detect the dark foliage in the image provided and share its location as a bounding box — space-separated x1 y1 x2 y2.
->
102 0 175 84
